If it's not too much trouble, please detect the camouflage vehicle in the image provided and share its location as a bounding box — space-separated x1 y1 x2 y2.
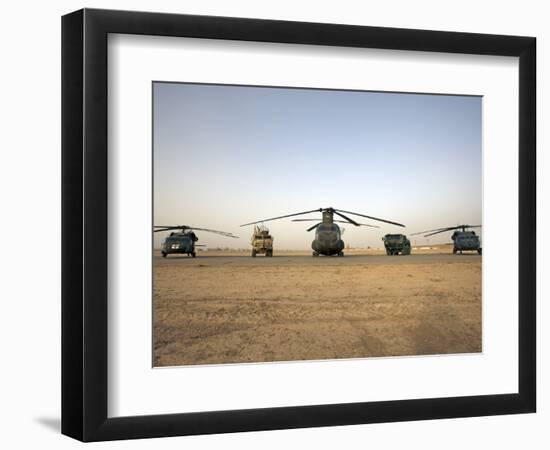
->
382 233 411 255
250 224 273 257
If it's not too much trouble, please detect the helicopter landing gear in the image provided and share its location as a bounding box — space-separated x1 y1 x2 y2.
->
478 248 482 255
161 252 167 258
312 252 319 257
337 251 344 257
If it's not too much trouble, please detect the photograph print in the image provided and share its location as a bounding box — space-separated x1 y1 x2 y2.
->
153 82 482 367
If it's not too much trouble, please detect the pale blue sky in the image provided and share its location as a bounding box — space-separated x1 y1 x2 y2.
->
153 82 482 249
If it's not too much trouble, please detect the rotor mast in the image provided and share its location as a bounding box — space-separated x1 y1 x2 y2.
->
322 209 333 224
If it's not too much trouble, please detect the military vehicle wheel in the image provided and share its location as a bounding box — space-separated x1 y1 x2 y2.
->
453 247 458 254
191 252 196 258
478 248 482 255
312 252 319 257
161 252 167 258
338 251 344 257
266 250 273 257
251 249 257 257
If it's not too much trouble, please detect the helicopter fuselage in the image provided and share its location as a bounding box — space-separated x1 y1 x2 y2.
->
161 232 198 257
452 231 481 253
312 223 345 256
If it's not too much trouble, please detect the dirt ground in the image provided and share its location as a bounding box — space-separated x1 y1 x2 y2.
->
153 250 481 367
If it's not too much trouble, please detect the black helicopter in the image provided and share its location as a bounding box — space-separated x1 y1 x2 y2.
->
154 225 238 257
411 224 482 255
241 207 405 256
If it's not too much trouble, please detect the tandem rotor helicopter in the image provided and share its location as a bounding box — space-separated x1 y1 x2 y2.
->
241 207 405 257
154 225 238 257
411 224 482 255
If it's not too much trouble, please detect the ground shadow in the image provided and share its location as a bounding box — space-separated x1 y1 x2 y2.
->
35 417 60 433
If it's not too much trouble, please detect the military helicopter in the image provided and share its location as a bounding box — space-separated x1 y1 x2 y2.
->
154 225 238 257
291 219 379 241
241 207 405 257
411 224 482 255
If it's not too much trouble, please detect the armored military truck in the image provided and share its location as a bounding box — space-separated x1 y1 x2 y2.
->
382 234 411 255
251 224 273 257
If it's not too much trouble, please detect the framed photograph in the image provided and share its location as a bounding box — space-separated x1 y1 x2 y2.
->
61 8 536 441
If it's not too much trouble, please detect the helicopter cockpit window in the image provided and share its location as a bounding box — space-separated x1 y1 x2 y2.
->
167 235 189 242
317 224 340 234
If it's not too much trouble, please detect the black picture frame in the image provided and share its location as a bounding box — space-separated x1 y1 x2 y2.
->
62 8 536 442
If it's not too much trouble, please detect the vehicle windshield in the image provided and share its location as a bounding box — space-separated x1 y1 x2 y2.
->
457 231 476 237
166 236 190 243
317 224 340 237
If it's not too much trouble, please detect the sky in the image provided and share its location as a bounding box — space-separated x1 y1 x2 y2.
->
153 82 482 250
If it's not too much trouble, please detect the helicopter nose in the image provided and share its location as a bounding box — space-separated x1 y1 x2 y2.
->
318 232 337 245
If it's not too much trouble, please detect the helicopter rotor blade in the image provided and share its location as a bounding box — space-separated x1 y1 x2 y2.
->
242 207 404 227
333 210 360 226
292 218 379 228
307 223 321 232
410 227 454 236
335 209 405 227
153 225 238 238
153 226 189 233
334 220 380 228
452 224 482 231
240 208 322 226
154 225 188 229
412 224 482 237
422 228 457 237
187 227 239 238
356 222 380 228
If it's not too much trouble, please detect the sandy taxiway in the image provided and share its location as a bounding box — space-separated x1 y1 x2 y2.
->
153 249 482 367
